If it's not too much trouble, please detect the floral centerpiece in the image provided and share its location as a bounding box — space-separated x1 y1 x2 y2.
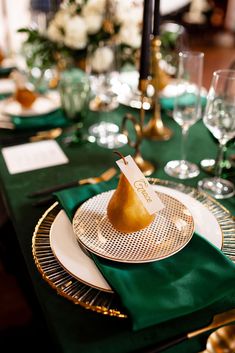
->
19 0 144 71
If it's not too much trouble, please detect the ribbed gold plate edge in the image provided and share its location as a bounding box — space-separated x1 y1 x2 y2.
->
32 179 235 318
32 202 127 318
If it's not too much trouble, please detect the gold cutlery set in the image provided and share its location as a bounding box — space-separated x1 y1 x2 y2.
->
136 309 235 353
29 167 117 207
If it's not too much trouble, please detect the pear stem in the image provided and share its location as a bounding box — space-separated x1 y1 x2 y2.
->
114 151 128 165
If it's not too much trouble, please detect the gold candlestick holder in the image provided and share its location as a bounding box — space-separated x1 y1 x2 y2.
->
121 99 155 176
143 36 173 141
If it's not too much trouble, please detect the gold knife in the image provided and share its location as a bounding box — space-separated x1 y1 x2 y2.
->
135 309 235 353
30 167 117 207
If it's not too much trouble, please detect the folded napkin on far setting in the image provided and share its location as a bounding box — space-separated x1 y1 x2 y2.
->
7 109 68 130
0 66 15 77
55 180 235 331
0 93 12 100
160 94 207 111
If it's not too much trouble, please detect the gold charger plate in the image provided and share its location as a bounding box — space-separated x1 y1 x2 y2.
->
72 190 195 263
32 179 235 318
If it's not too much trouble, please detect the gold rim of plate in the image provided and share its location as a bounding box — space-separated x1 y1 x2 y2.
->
32 179 235 318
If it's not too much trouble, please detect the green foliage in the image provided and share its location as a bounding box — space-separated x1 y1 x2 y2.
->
18 27 86 70
18 28 58 69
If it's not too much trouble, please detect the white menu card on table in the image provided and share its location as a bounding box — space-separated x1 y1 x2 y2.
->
2 140 69 174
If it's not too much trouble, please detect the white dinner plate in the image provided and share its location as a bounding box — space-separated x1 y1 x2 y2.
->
2 94 60 117
118 72 208 110
49 185 222 293
0 78 15 95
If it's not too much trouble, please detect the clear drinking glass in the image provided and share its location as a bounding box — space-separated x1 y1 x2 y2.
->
86 42 127 149
160 22 188 77
164 51 204 179
200 144 232 174
198 69 235 199
58 68 90 145
86 41 120 113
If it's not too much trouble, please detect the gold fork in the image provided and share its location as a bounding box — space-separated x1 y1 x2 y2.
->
78 167 117 185
30 128 63 142
29 167 117 199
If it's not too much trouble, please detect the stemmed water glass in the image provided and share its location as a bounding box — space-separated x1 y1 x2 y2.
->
86 41 127 149
164 51 204 179
86 41 120 113
198 69 235 199
200 143 232 174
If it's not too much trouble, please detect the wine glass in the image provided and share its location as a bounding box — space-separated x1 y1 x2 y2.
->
200 143 232 175
86 42 127 149
198 69 235 199
160 22 188 78
164 51 204 179
86 41 120 113
86 41 127 149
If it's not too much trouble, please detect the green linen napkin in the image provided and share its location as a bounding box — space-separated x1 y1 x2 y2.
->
0 93 11 101
9 108 68 130
56 178 118 219
55 181 235 331
160 94 207 111
0 66 15 77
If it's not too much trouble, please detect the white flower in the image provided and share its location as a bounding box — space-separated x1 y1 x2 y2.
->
118 23 141 48
47 9 71 43
61 1 79 13
43 0 144 66
64 16 88 49
74 0 84 5
53 9 70 27
115 0 143 25
82 0 105 35
47 21 64 43
82 0 106 17
91 46 114 73
84 14 103 34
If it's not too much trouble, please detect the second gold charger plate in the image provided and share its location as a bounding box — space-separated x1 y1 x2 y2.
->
32 179 235 318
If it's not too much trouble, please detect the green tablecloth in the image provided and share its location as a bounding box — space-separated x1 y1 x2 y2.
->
0 104 235 353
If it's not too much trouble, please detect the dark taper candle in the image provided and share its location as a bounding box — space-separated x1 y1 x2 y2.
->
139 0 153 80
153 0 160 36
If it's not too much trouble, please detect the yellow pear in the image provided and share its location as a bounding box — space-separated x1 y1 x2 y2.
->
107 173 155 233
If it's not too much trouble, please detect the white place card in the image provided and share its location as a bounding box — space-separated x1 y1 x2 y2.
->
2 140 69 174
116 155 165 215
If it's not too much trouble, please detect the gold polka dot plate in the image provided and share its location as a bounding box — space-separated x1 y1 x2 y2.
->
72 190 195 263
